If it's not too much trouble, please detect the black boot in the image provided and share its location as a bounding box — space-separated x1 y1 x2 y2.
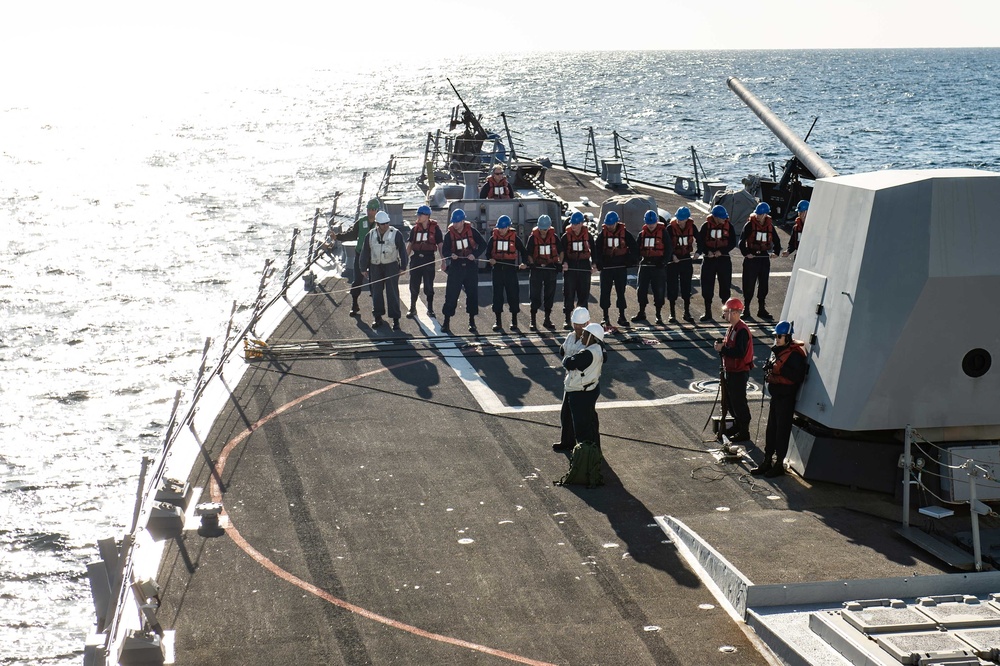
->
406 297 417 319
441 315 451 333
469 314 478 333
617 310 628 327
654 308 664 325
511 313 520 331
683 299 694 322
426 295 435 318
530 311 538 331
543 311 554 329
349 299 360 317
492 313 503 332
392 318 400 331
563 315 572 331
601 309 610 326
631 309 647 323
757 302 773 321
668 301 677 323
699 300 714 322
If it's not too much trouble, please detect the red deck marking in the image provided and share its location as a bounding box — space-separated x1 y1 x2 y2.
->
210 360 557 666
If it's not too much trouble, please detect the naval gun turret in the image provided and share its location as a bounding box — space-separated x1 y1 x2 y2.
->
730 77 1000 498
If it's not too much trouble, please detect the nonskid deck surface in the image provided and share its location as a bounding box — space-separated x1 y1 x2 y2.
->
156 258 949 665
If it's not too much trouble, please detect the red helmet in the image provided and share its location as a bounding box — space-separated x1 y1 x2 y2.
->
724 297 744 312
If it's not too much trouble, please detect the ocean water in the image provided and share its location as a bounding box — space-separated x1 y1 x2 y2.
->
2 48 998 664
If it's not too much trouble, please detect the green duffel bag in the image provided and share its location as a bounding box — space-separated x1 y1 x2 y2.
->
555 441 604 489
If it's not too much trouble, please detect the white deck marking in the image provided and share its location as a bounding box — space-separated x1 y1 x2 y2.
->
411 309 750 414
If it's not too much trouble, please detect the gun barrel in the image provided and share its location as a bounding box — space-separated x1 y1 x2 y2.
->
727 76 838 179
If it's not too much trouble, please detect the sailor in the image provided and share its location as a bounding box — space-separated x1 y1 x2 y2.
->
696 205 737 322
752 320 808 477
359 211 408 331
594 210 637 327
739 202 782 321
479 165 513 199
405 205 443 319
713 297 754 442
525 214 563 331
560 211 596 330
632 210 671 325
554 307 598 450
782 200 809 257
665 206 697 323
557 321 607 451
486 215 527 332
338 198 381 317
441 208 487 334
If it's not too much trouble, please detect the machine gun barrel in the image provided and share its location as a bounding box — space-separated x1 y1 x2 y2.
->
727 76 838 179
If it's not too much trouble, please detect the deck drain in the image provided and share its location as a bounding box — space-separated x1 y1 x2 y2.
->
719 645 737 653
716 506 731 512
458 538 474 544
643 625 661 632
699 604 715 610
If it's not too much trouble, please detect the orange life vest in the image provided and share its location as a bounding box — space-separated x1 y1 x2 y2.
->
490 227 518 262
531 227 560 265
638 223 667 259
485 175 511 200
669 219 696 258
702 216 731 251
793 216 805 235
563 226 591 261
448 223 477 258
410 221 440 254
745 214 774 254
601 224 628 258
766 341 807 385
722 319 755 373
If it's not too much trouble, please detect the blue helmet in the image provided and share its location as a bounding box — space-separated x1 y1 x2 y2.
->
537 214 552 230
450 209 466 223
496 215 511 229
644 210 658 225
796 200 810 212
603 211 619 225
675 206 691 222
570 211 584 225
711 205 729 219
755 202 771 216
774 320 793 336
417 205 432 216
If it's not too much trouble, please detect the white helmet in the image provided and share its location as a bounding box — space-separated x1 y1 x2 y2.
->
375 211 391 224
571 307 590 325
583 322 605 342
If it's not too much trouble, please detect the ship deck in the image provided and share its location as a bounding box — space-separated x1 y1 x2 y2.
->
154 173 952 665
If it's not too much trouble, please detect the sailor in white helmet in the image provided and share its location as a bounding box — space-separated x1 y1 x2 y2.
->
554 321 606 451
554 307 597 450
359 210 408 331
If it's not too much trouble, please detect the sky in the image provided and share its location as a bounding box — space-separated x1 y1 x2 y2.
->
2 0 999 96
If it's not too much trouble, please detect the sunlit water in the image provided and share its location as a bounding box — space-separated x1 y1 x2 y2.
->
1 48 997 664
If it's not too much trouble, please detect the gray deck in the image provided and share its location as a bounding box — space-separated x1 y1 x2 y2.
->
155 174 952 665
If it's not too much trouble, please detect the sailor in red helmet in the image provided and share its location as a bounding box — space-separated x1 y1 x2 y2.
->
666 206 698 323
752 320 808 477
479 164 513 199
405 205 443 319
739 202 782 321
696 205 737 322
632 209 671 325
713 297 754 442
486 215 527 332
782 200 809 258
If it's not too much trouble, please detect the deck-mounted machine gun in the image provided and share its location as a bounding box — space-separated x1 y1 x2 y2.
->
727 76 838 221
447 78 490 174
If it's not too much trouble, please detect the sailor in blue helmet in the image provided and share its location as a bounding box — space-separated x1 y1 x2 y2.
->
405 204 443 319
782 199 809 257
560 211 596 330
486 214 527 332
359 211 408 331
632 210 671 325
665 206 699 323
594 210 637 327
338 197 381 317
525 214 563 330
738 201 782 321
696 205 738 322
440 208 487 333
752 320 808 477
